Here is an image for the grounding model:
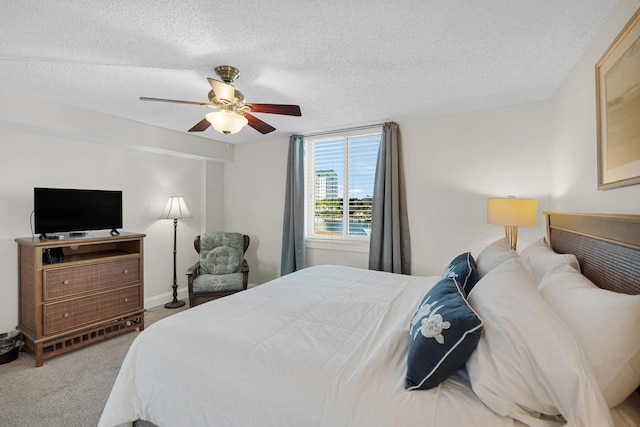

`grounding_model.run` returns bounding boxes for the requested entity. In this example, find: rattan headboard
[544,211,640,295]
